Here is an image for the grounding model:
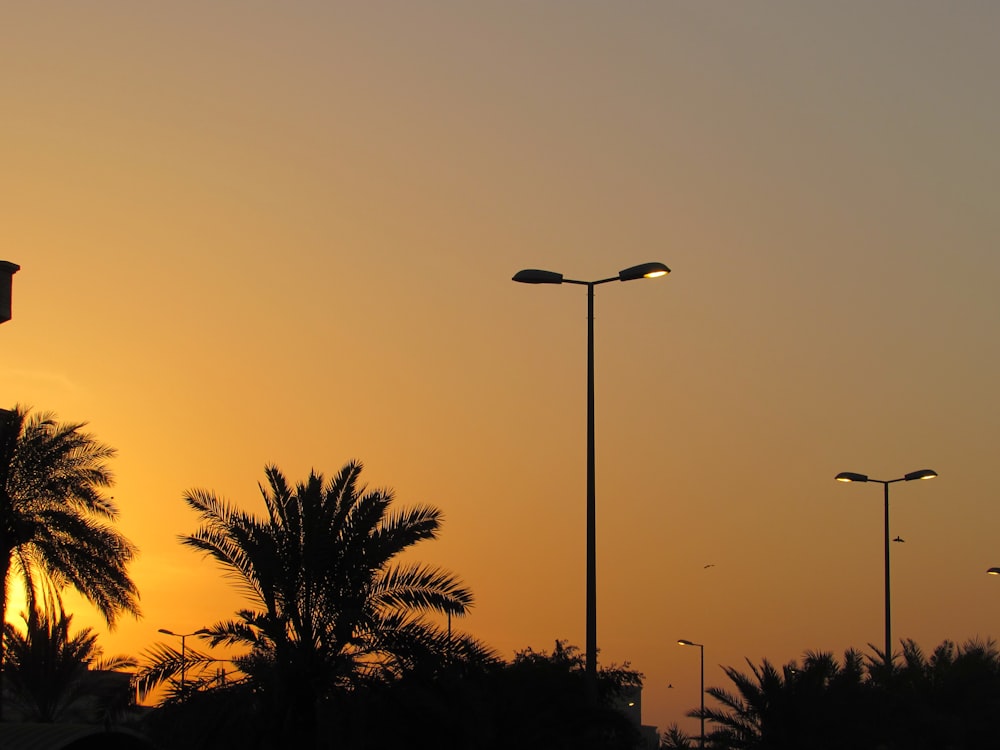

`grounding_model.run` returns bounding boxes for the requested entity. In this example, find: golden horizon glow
[5,2,999,737]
